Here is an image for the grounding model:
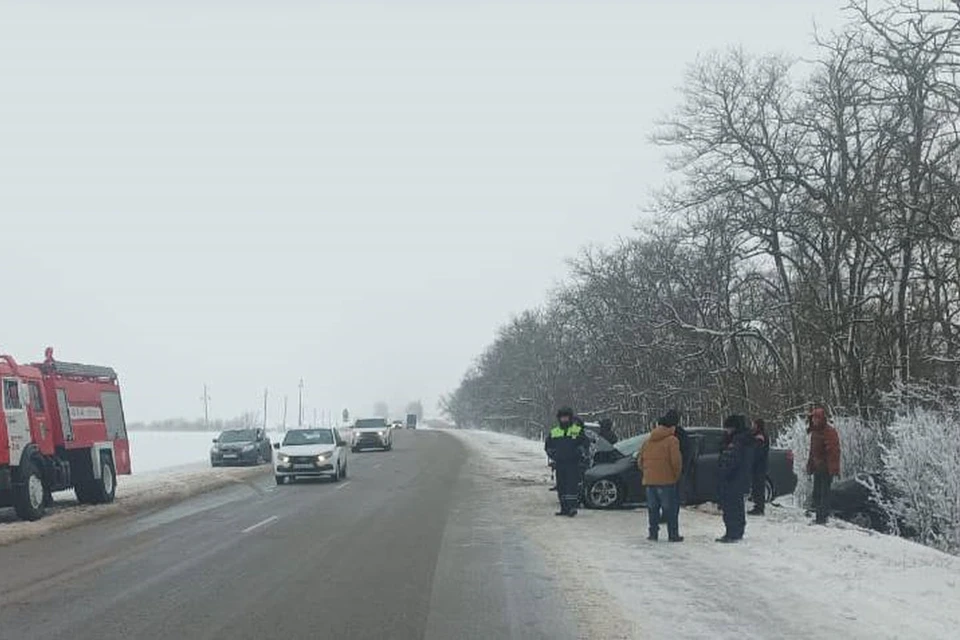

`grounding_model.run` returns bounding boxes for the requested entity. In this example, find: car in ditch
[273,427,348,484]
[351,418,393,451]
[210,428,273,466]
[582,427,798,509]
[827,472,918,536]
